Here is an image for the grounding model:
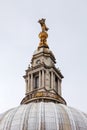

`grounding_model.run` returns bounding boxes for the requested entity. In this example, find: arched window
[34,75,39,89]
